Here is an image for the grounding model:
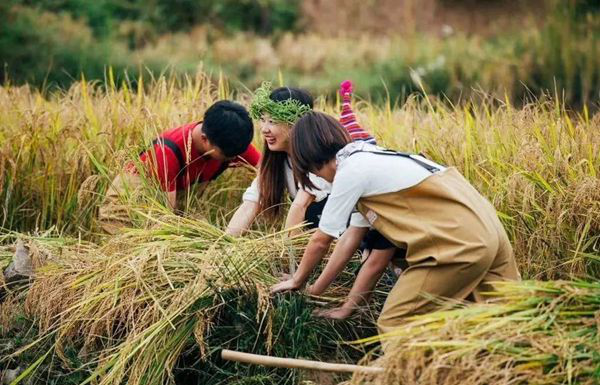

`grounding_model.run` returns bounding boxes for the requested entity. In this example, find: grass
[4,1,598,106]
[0,70,598,384]
[130,2,600,106]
